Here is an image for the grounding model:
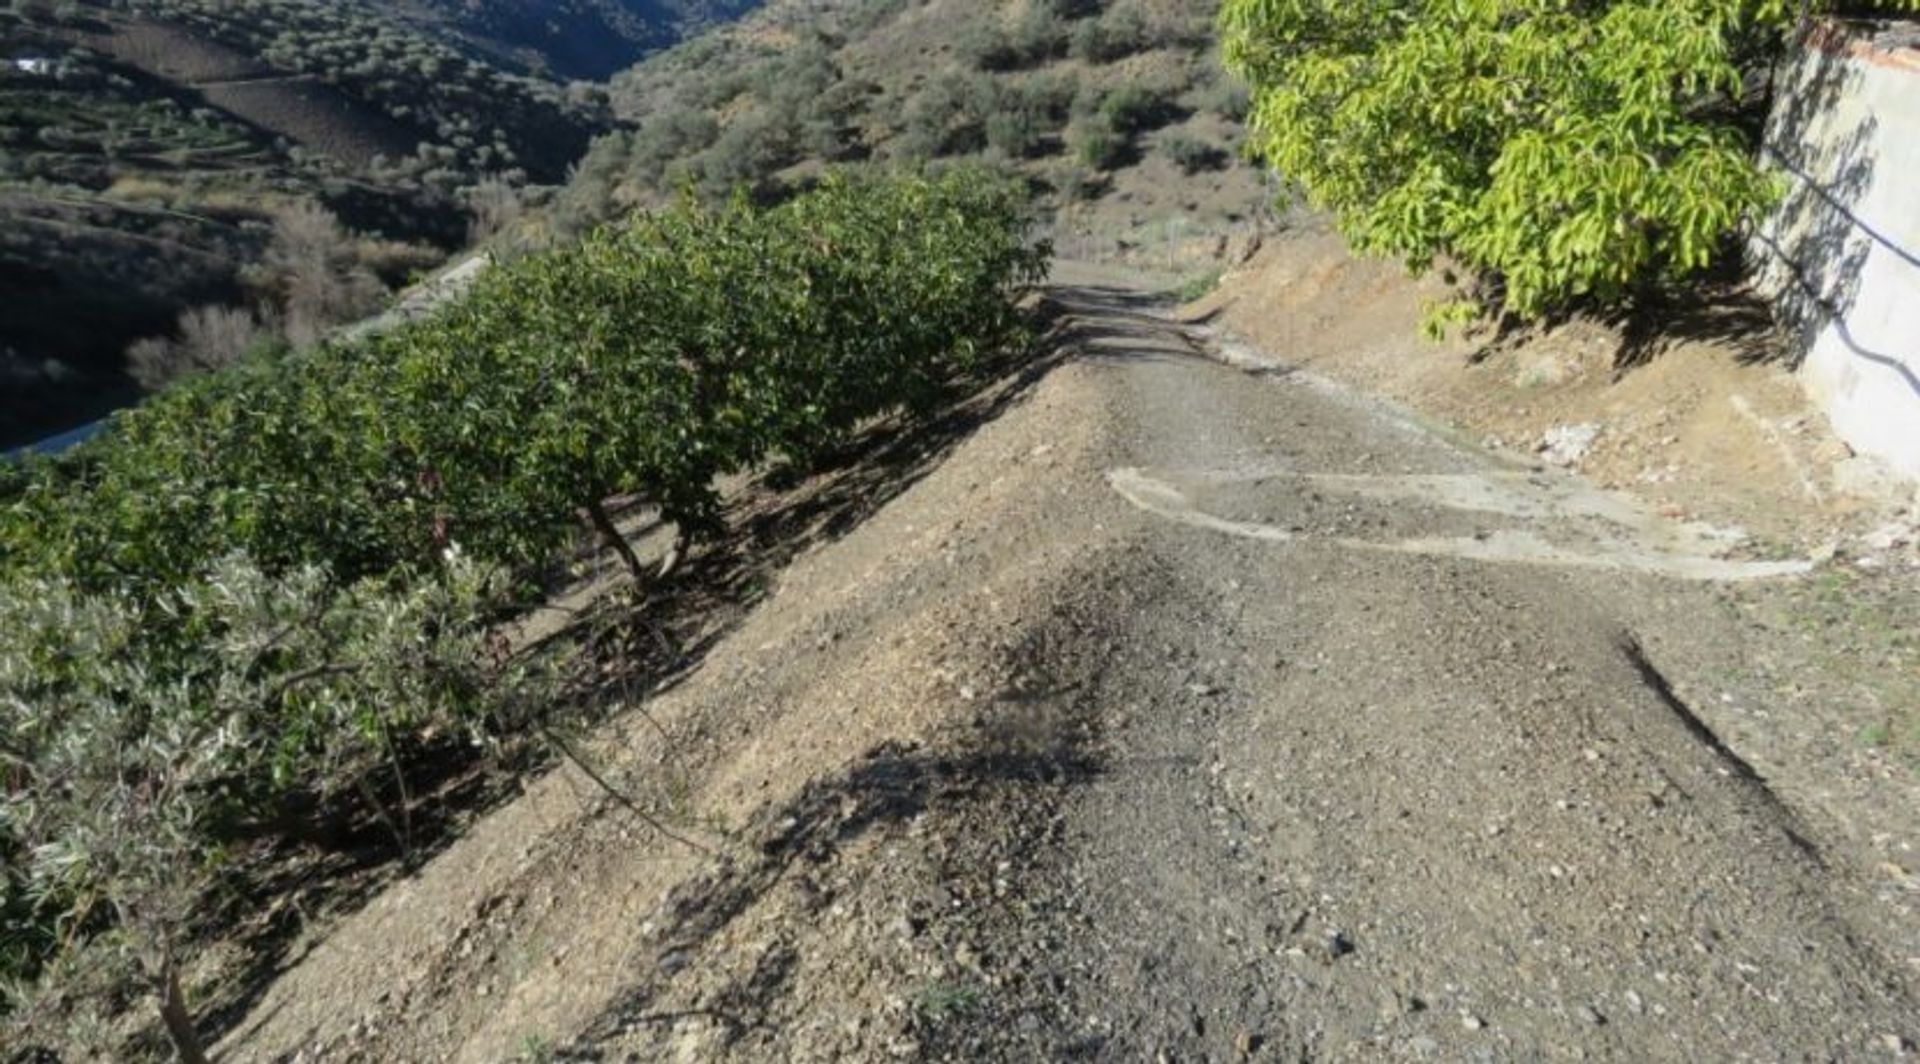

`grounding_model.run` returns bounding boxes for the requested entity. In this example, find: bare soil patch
[1190,218,1916,549]
[1189,223,1920,915]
